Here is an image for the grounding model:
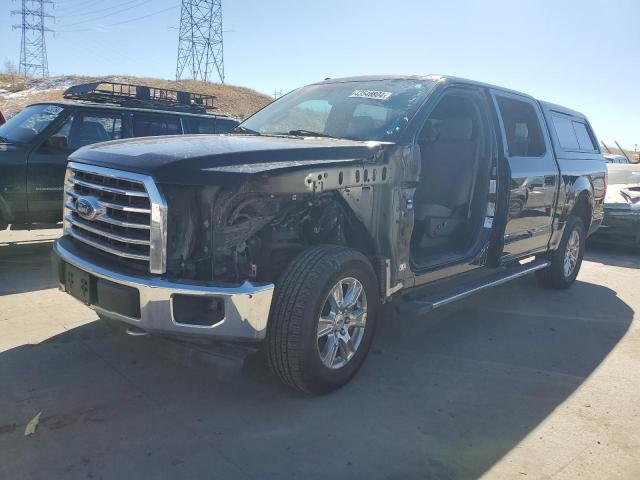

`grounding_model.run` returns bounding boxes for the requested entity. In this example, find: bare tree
[2,59,23,91]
